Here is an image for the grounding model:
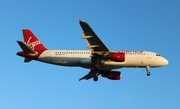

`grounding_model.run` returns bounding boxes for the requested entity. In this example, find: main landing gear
[93,69,99,82]
[93,61,101,82]
[93,75,98,82]
[146,66,151,76]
